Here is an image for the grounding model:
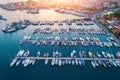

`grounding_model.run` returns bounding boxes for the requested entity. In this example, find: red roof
[111,17,118,20]
[113,29,120,33]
